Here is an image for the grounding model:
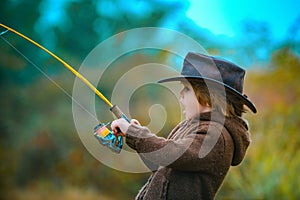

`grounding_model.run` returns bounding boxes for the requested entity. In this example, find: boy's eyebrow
[180,80,187,84]
[180,80,189,86]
